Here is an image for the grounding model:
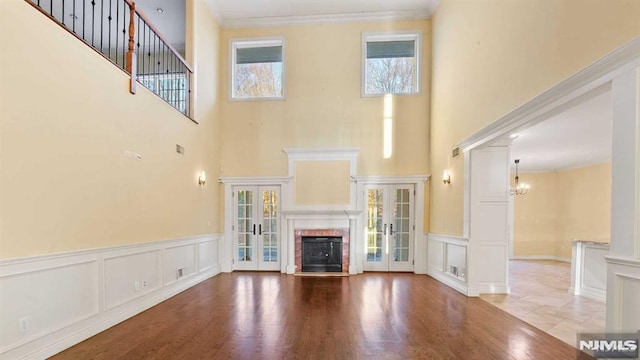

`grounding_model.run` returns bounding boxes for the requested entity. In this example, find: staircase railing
[25,0,194,121]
